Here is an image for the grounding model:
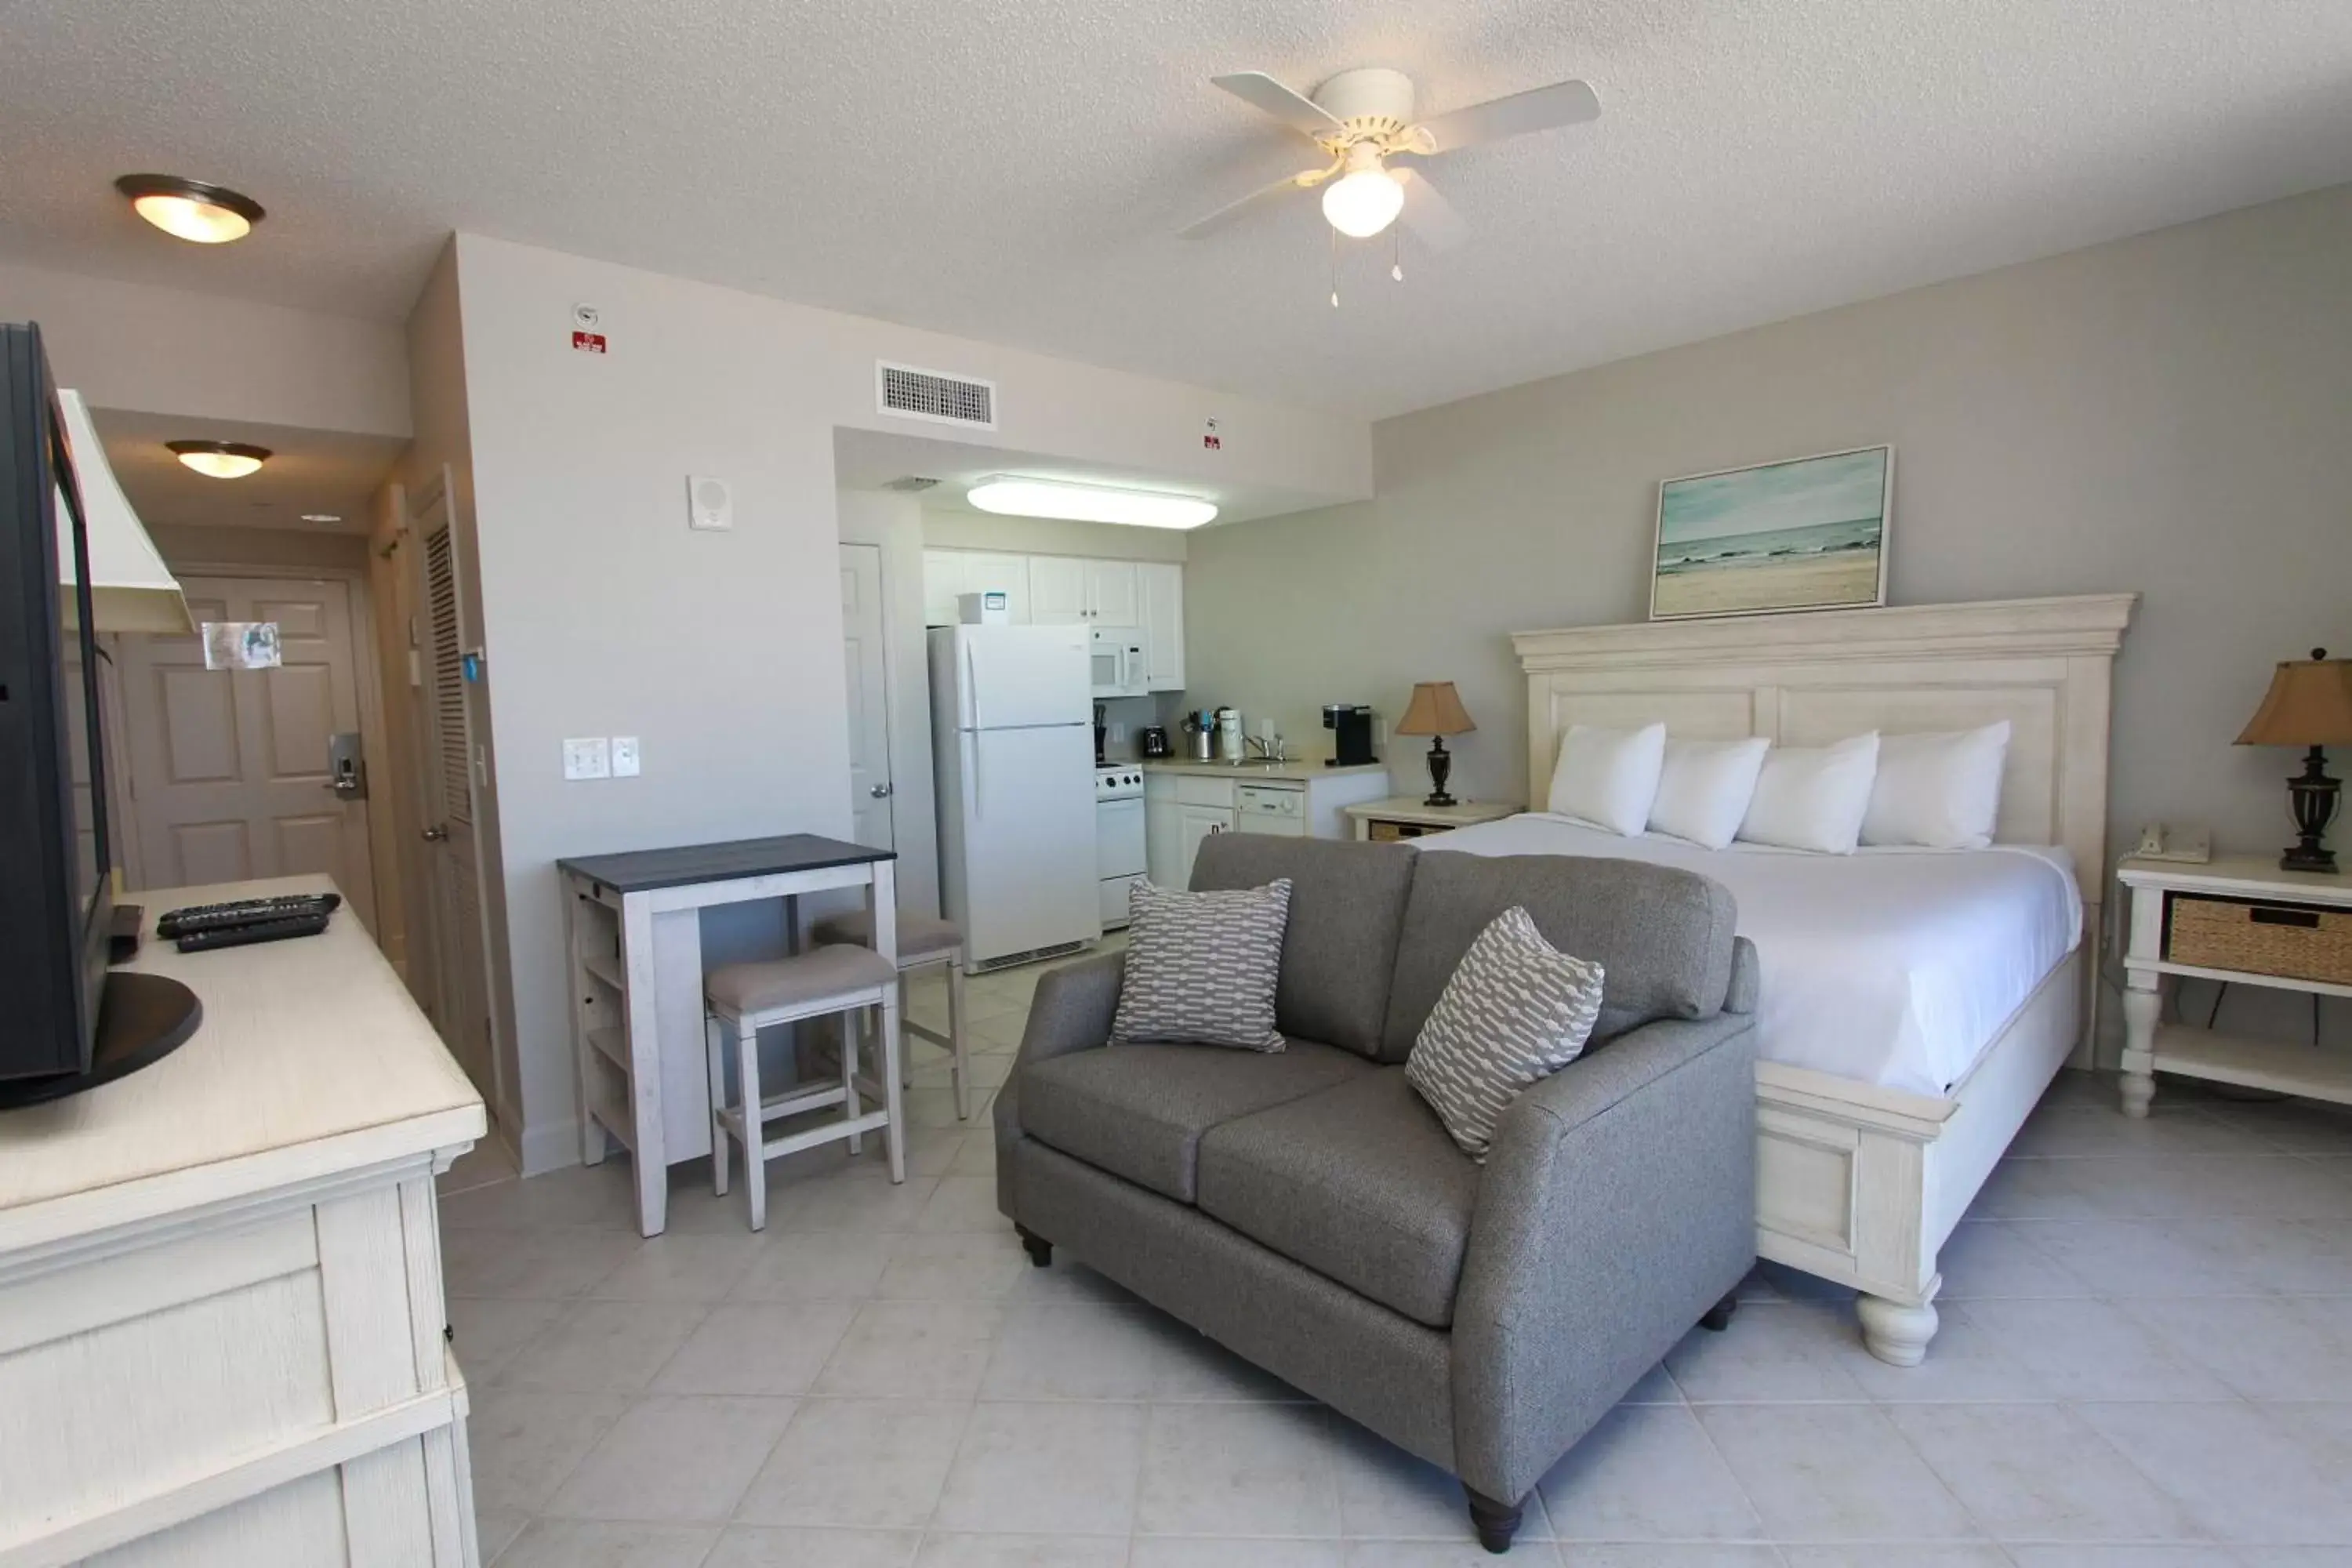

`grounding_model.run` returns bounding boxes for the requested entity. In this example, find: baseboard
[517,1116,581,1178]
